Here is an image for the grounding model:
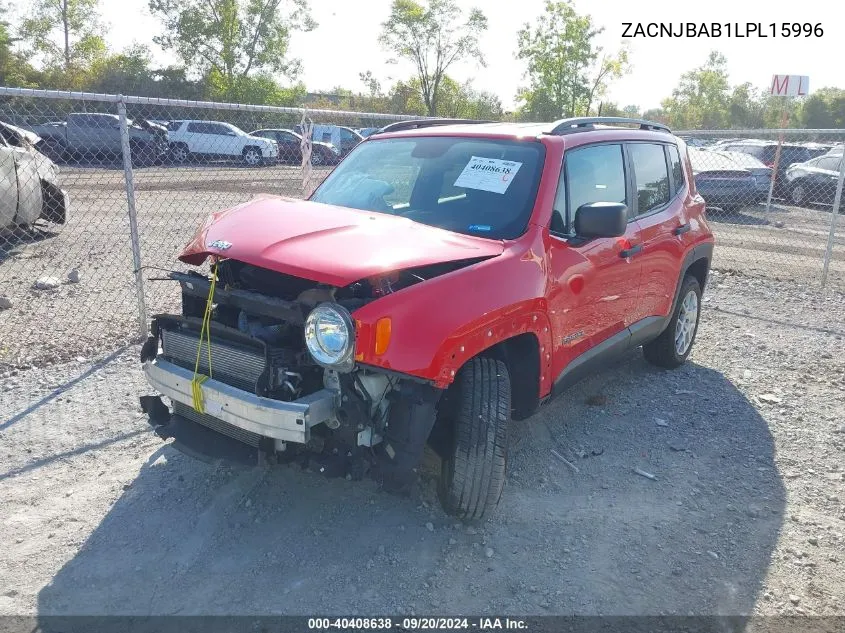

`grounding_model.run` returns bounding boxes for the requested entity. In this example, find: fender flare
[430,307,554,392]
